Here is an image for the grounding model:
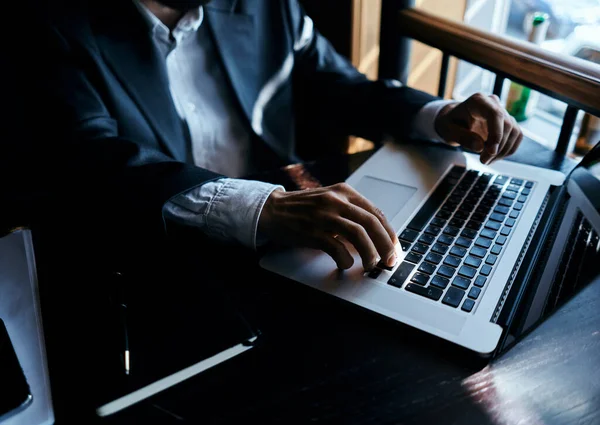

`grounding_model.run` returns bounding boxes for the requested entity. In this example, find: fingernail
[386,252,397,268]
[365,257,380,271]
